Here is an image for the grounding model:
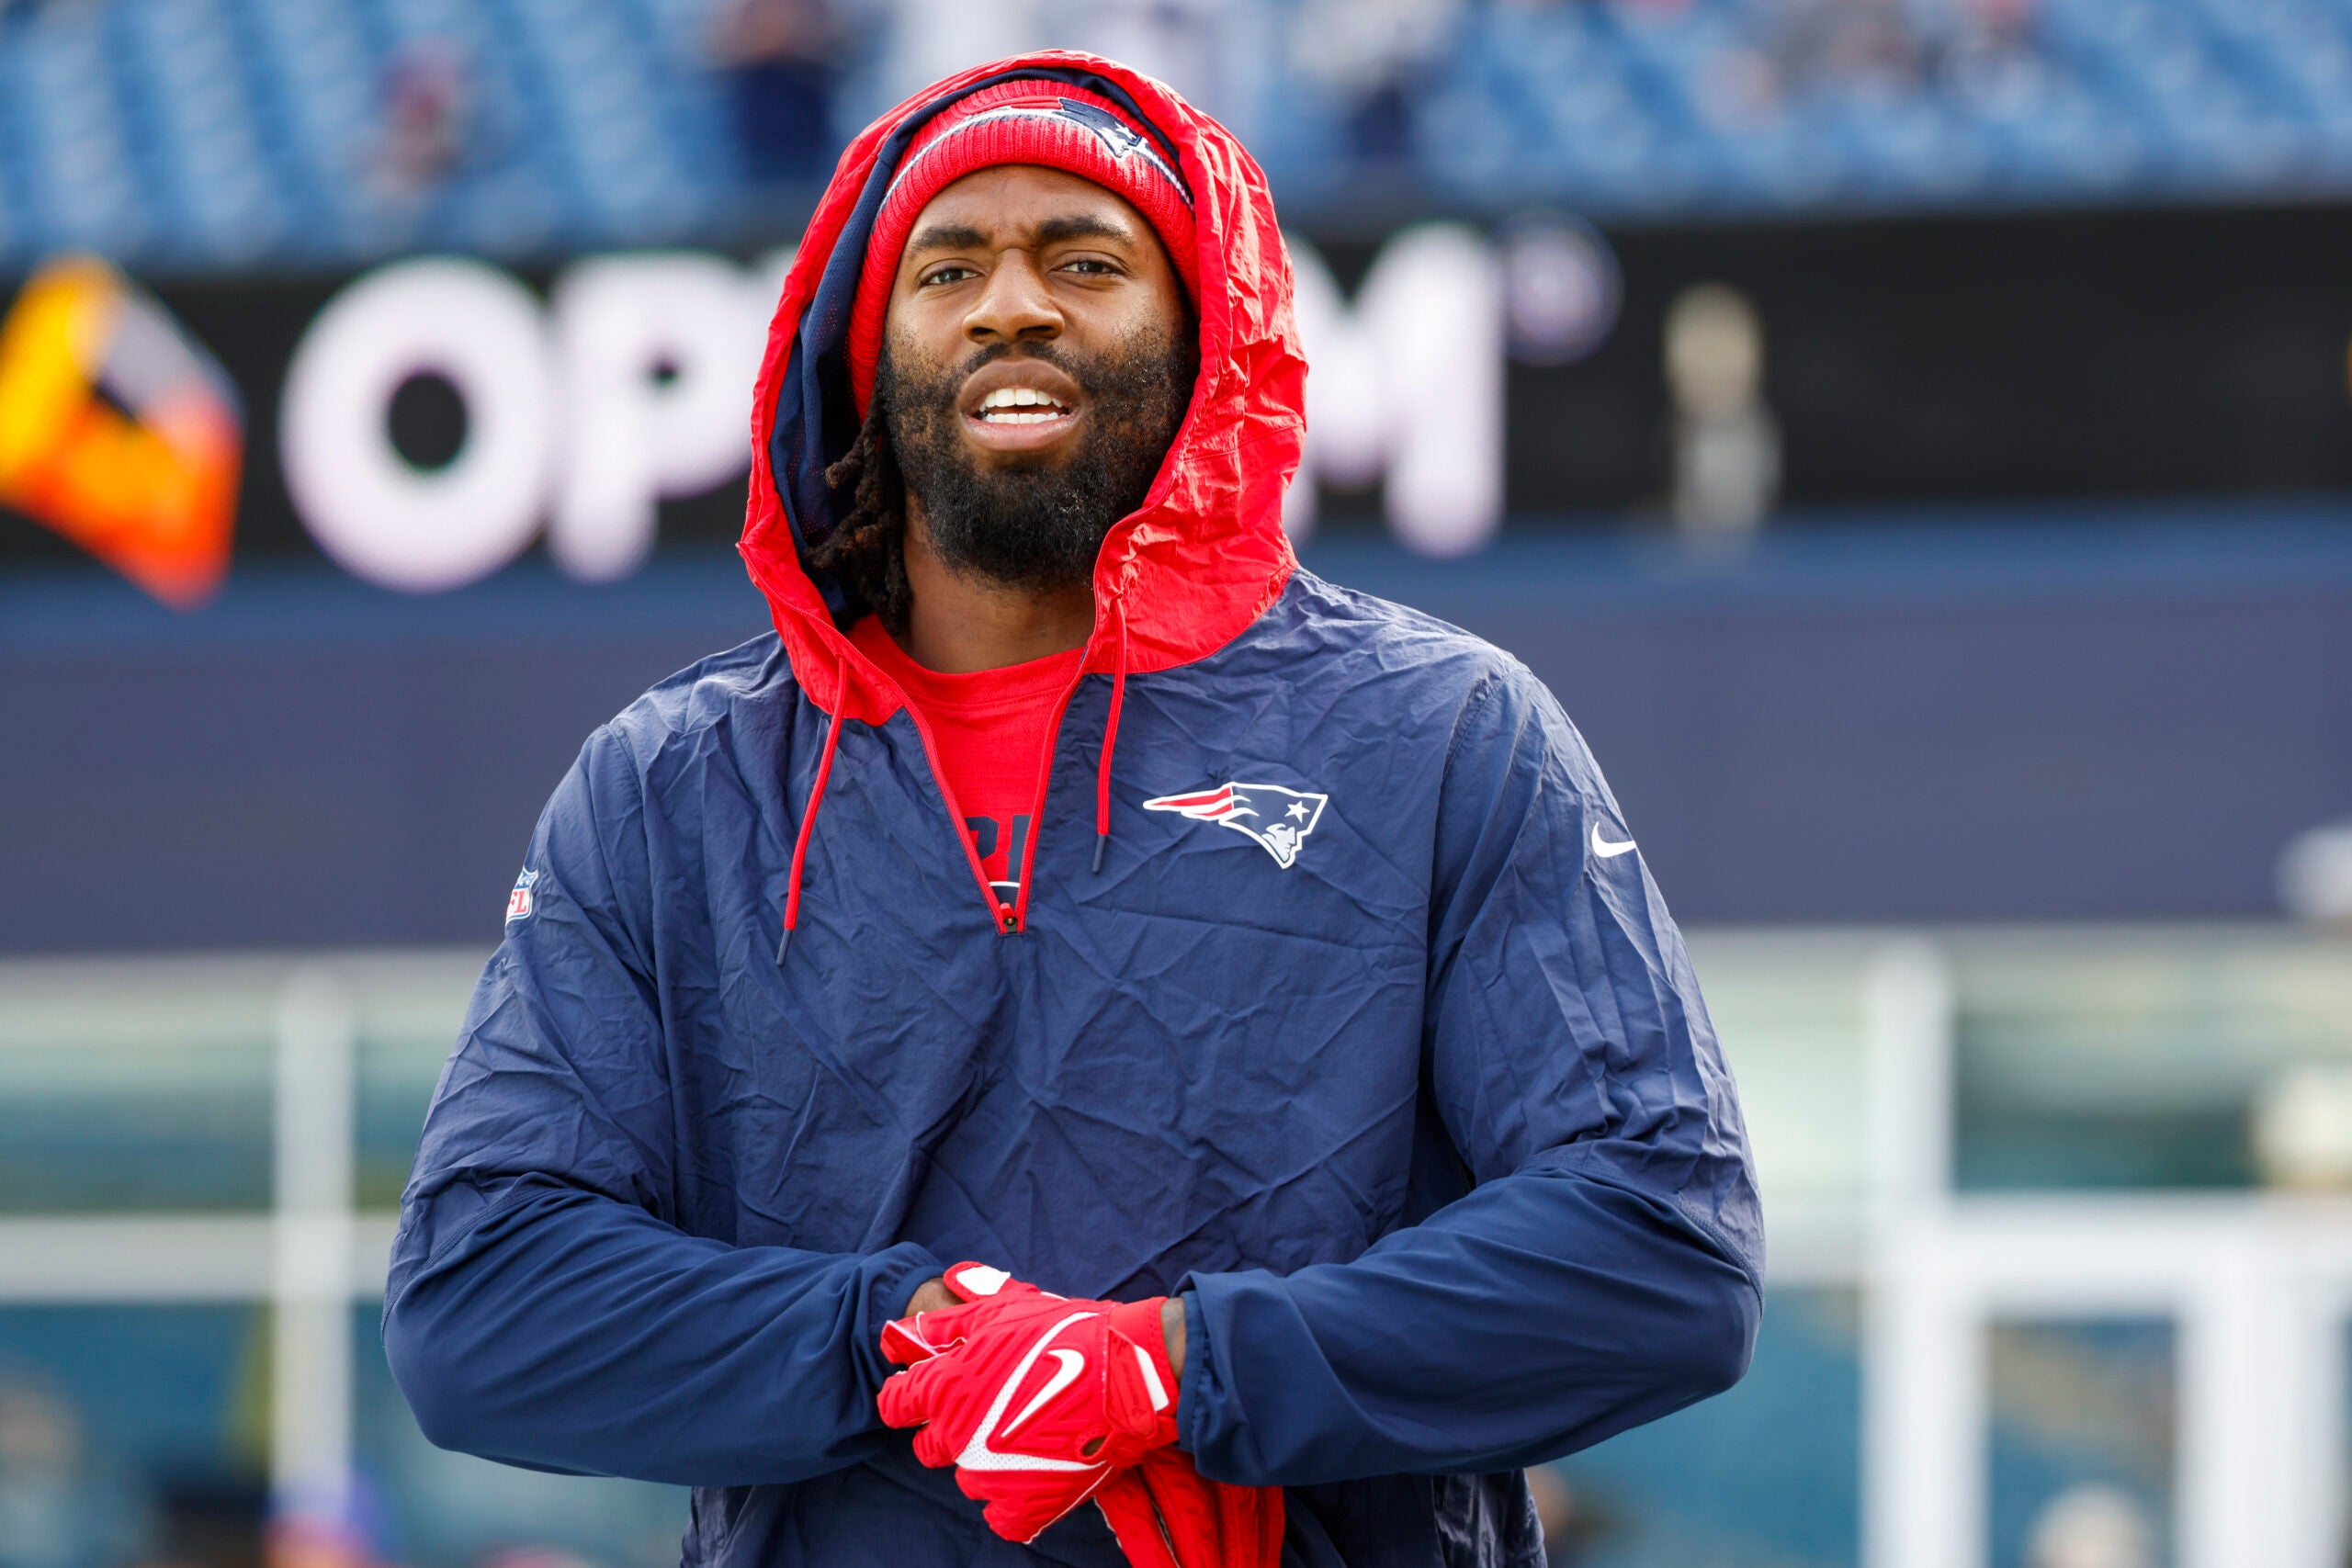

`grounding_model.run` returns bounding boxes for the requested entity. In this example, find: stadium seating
[6,0,2352,268]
